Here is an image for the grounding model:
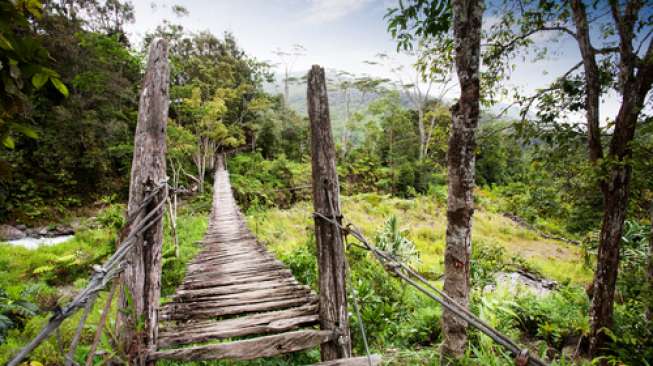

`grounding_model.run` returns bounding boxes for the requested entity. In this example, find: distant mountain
[264,71,521,129]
